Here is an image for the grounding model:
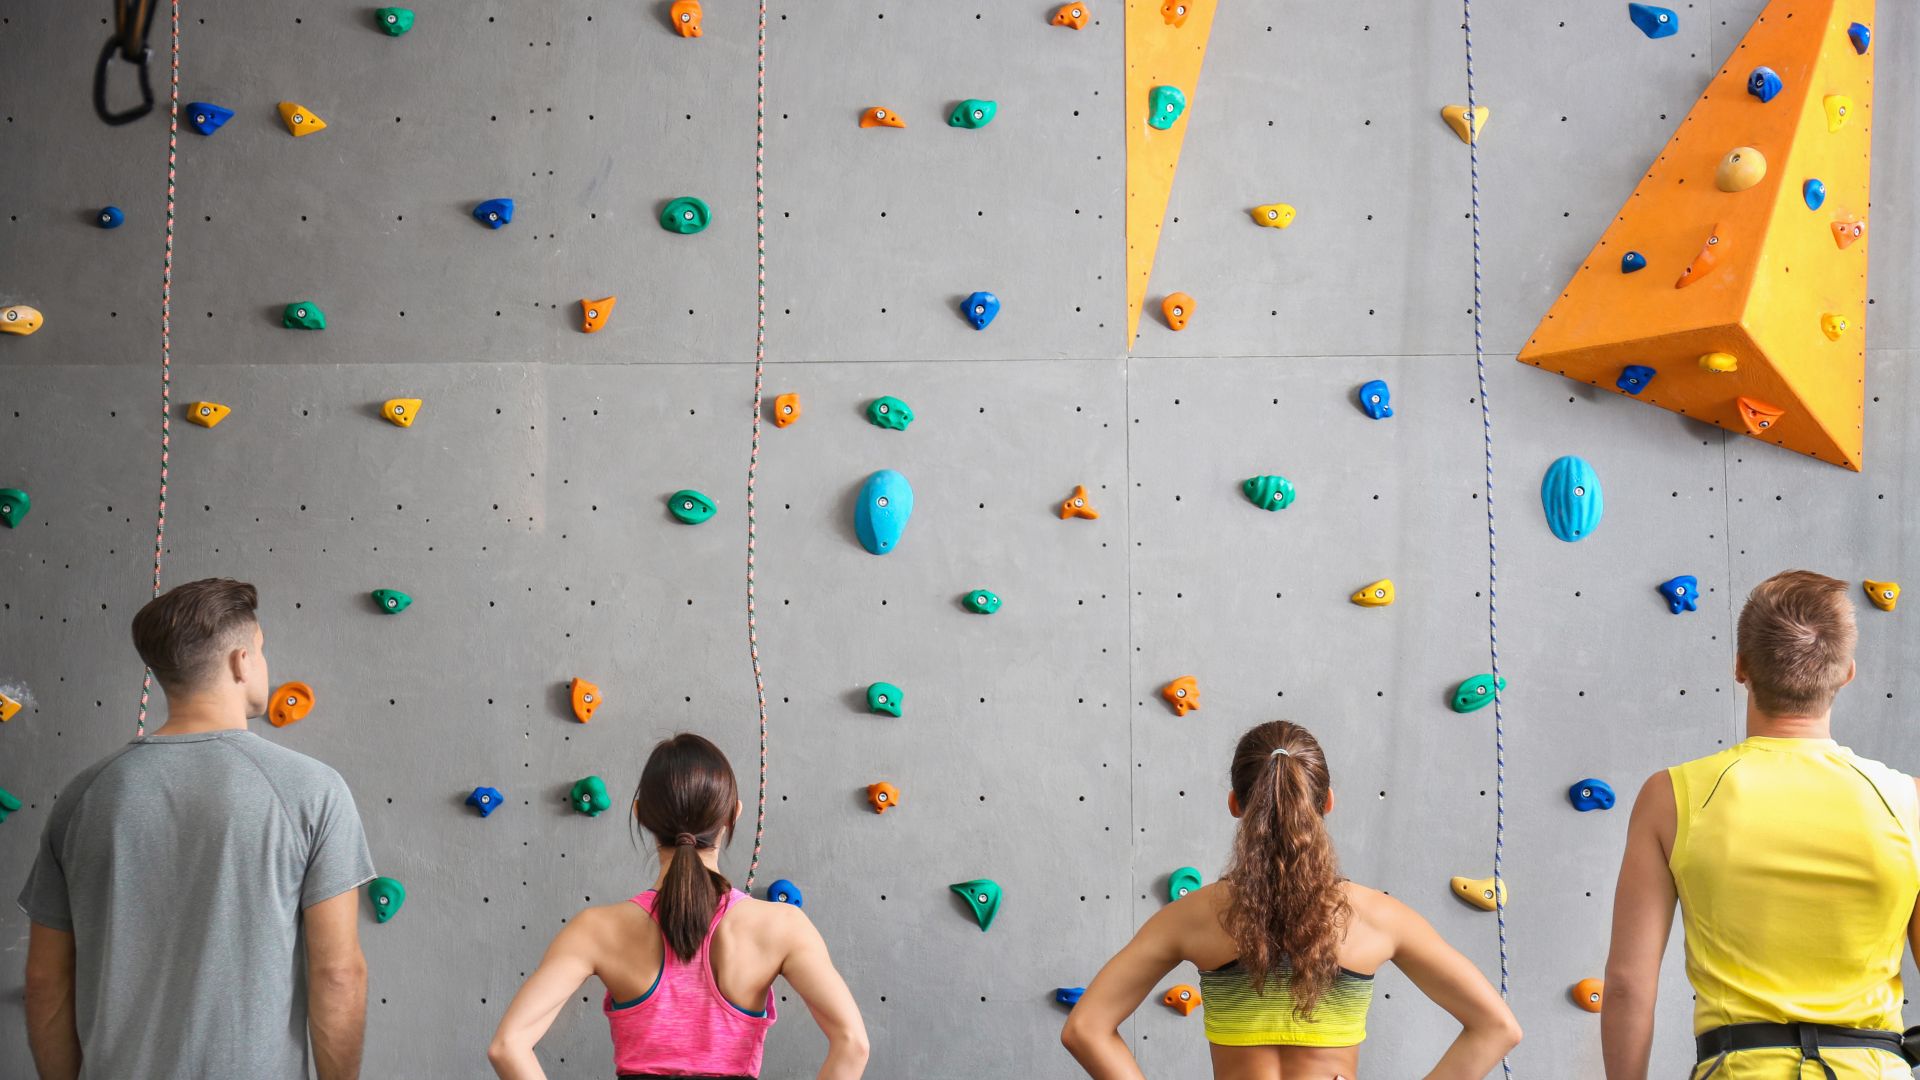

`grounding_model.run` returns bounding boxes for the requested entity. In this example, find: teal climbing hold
[867,681,904,717]
[367,876,407,922]
[867,396,914,431]
[1541,455,1603,542]
[1242,475,1296,512]
[570,775,612,816]
[669,489,716,524]
[660,196,711,235]
[963,589,1002,614]
[371,588,412,614]
[282,302,326,330]
[375,7,414,35]
[951,878,1002,930]
[1169,866,1202,901]
[0,488,28,528]
[0,787,20,823]
[948,99,997,129]
[1147,85,1188,130]
[1451,674,1506,714]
